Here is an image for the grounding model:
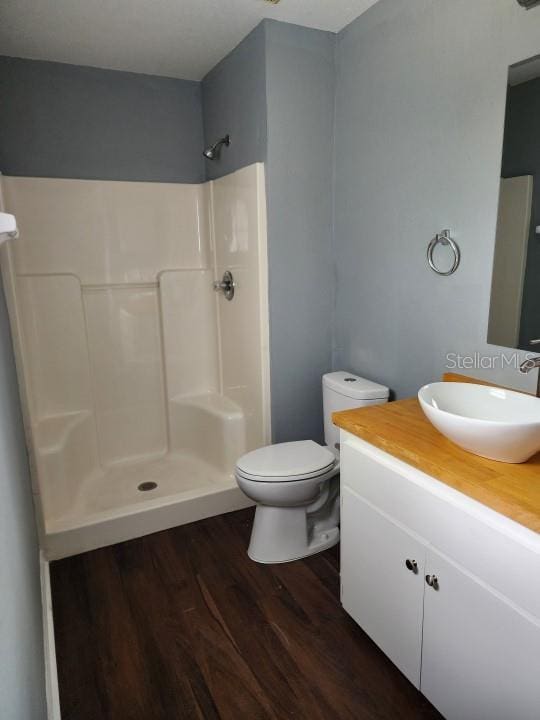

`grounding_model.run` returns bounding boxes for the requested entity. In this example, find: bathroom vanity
[334,381,540,720]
